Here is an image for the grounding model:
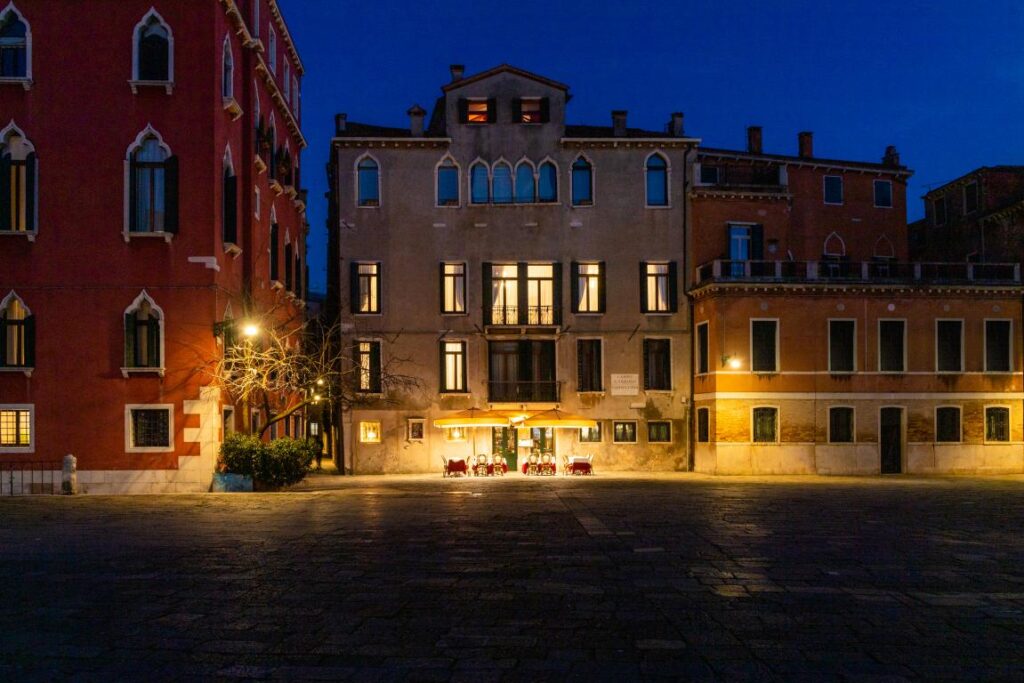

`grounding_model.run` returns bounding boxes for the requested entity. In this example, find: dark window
[441,262,465,314]
[354,340,381,393]
[573,262,604,313]
[647,421,671,443]
[751,320,778,373]
[440,341,466,392]
[437,159,459,206]
[646,154,668,206]
[579,423,601,443]
[728,224,764,275]
[357,158,379,206]
[515,163,535,203]
[130,409,170,448]
[125,299,161,368]
[519,98,544,123]
[222,168,237,244]
[0,138,36,234]
[752,407,777,443]
[571,157,592,206]
[936,320,963,372]
[829,320,855,372]
[964,182,979,214]
[935,407,961,443]
[492,163,512,204]
[986,320,1012,372]
[829,407,854,443]
[488,340,558,402]
[643,338,671,391]
[222,40,234,99]
[137,17,170,81]
[613,421,637,443]
[697,408,709,442]
[538,162,557,202]
[874,180,893,208]
[354,262,380,314]
[269,223,279,280]
[0,11,27,78]
[0,296,33,368]
[933,196,947,226]
[284,243,293,291]
[985,407,1010,442]
[130,137,175,233]
[577,339,602,392]
[879,320,905,372]
[824,175,843,204]
[696,322,709,375]
[470,163,489,204]
[700,165,719,185]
